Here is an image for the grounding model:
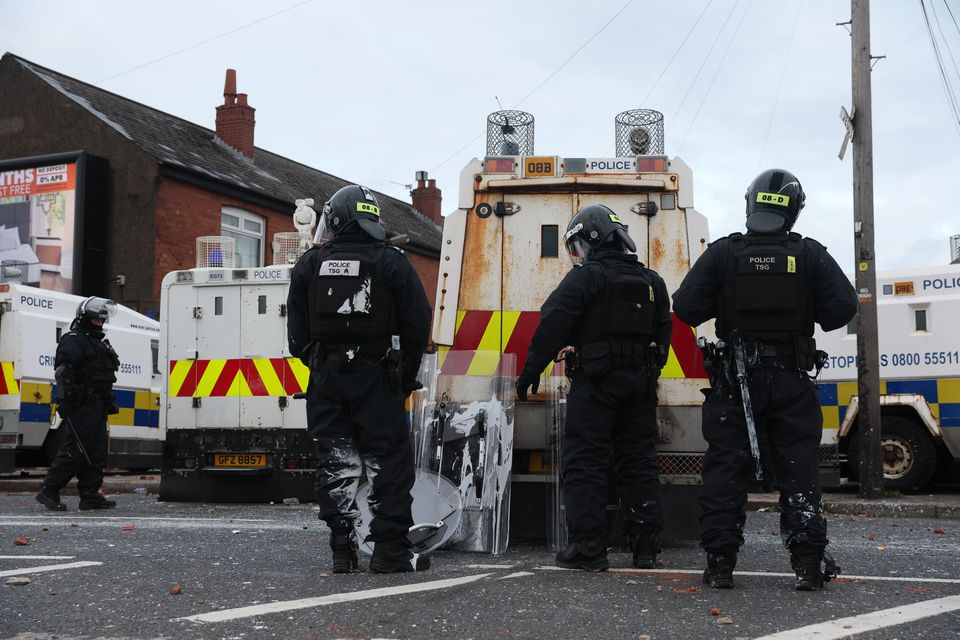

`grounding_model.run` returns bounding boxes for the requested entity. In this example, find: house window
[221,207,264,268]
[915,308,928,332]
